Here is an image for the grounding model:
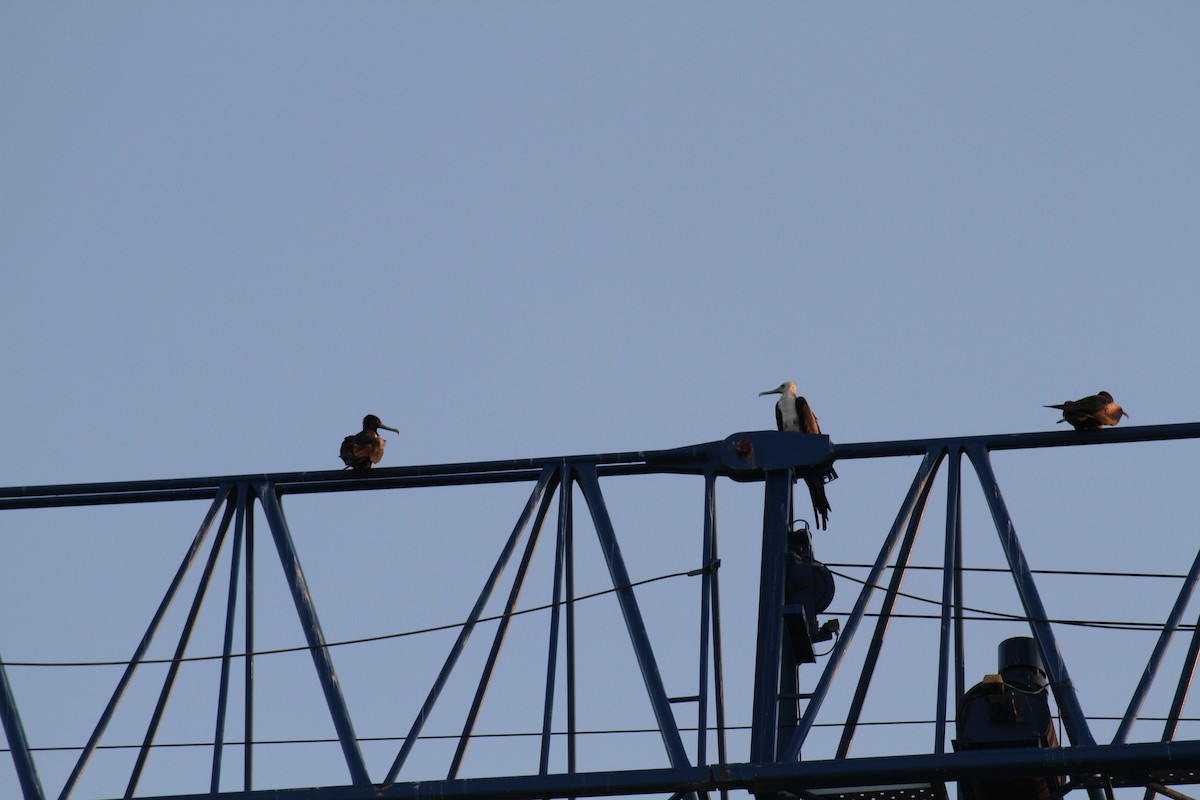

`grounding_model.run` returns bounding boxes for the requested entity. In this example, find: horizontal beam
[4,423,1199,510]
[0,445,717,510]
[97,739,1200,800]
[833,421,1200,460]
